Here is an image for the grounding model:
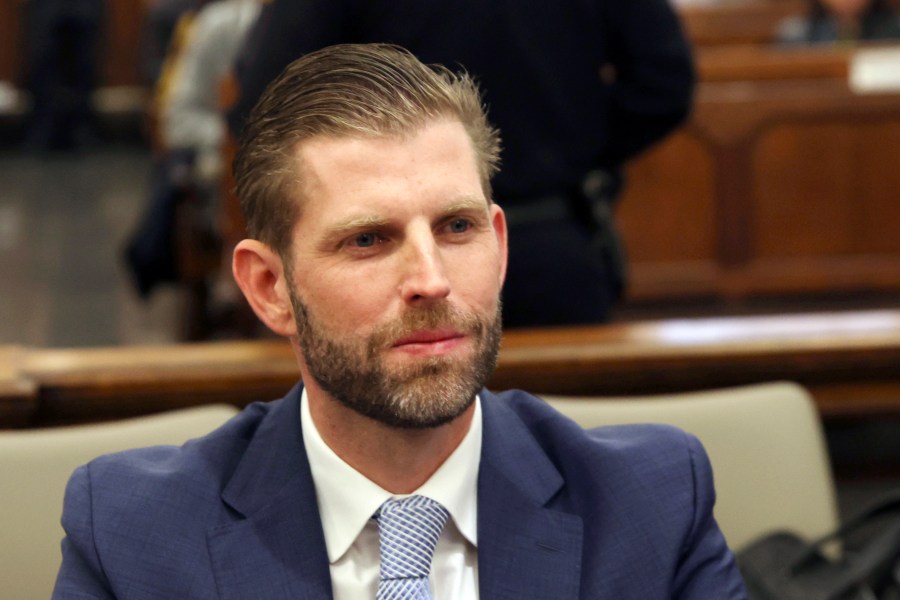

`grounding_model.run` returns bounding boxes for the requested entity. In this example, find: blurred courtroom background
[1,0,900,514]
[2,0,899,342]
